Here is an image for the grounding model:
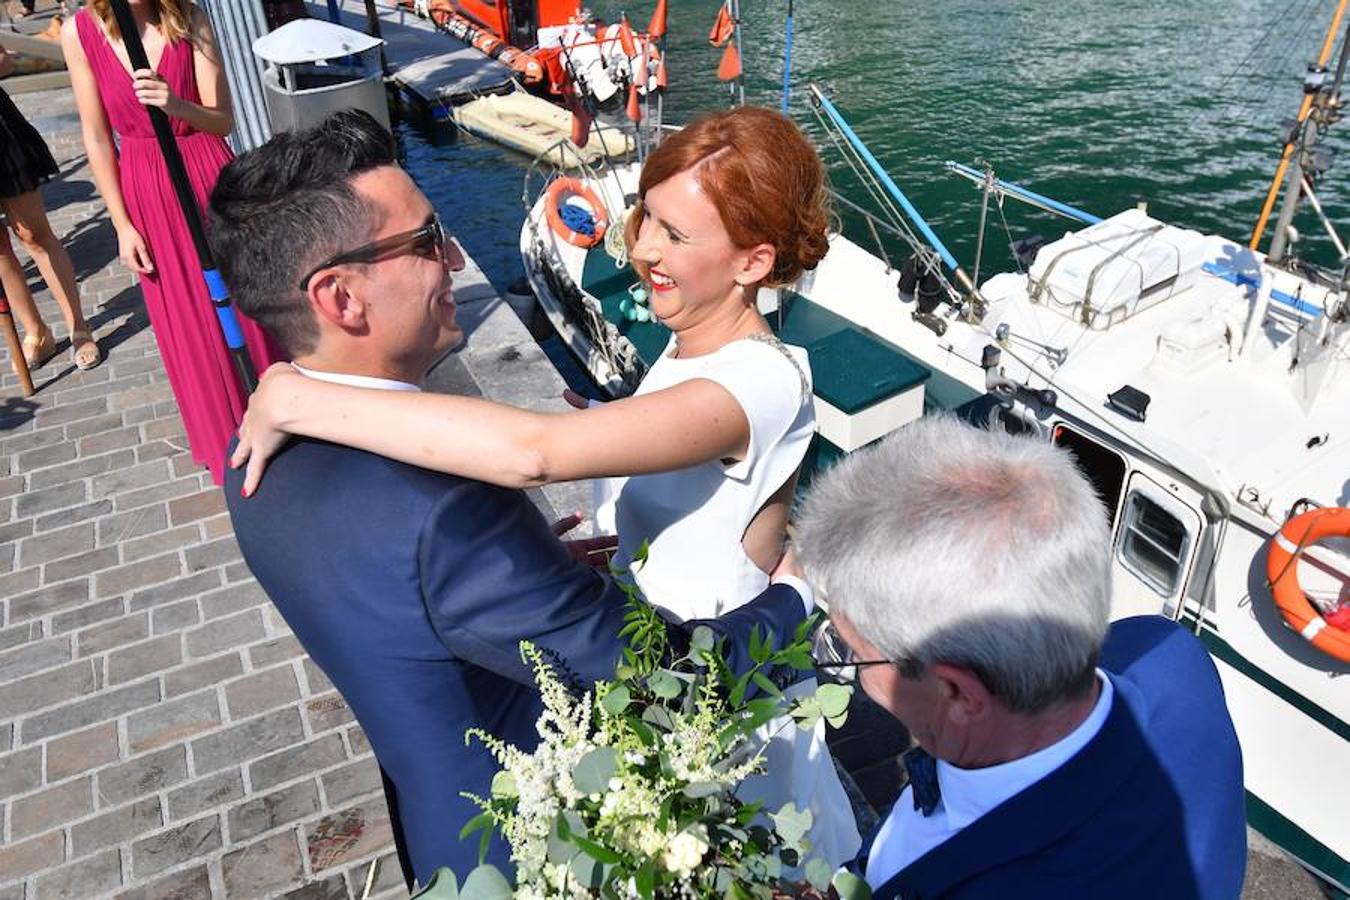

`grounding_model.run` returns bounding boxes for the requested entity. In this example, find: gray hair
[796,416,1112,713]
